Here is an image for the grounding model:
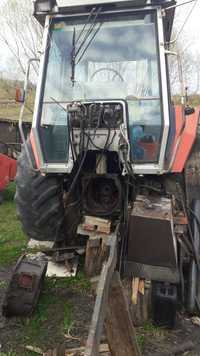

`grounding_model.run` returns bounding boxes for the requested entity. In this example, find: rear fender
[171,106,200,173]
[0,154,17,191]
